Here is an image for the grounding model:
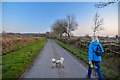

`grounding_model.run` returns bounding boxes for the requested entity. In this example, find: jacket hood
[93,40,99,45]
